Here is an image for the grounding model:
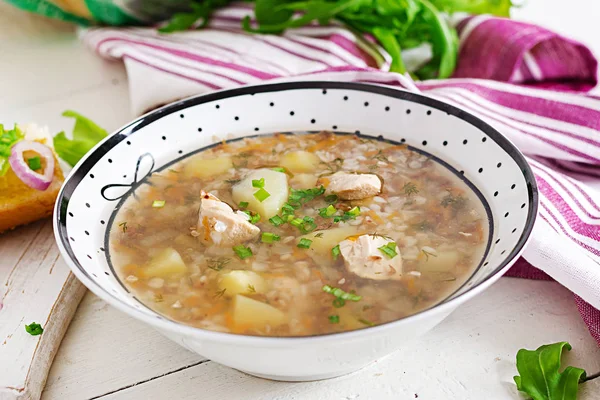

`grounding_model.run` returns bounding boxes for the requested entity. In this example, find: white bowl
[53,81,538,381]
